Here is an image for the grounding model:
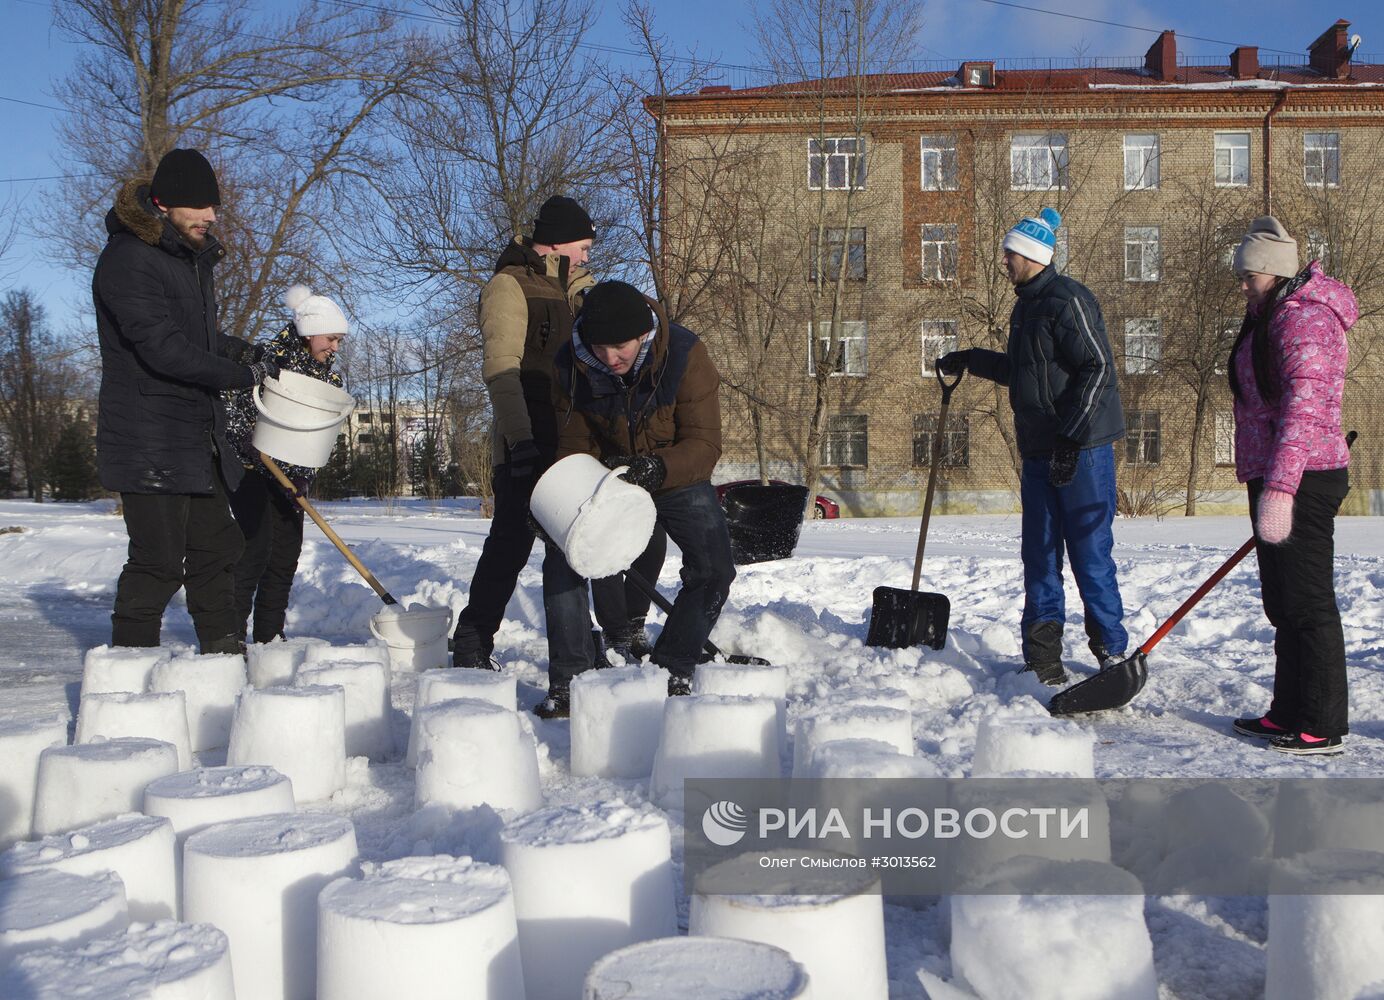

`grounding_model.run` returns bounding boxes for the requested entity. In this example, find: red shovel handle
[1137,537,1256,656]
